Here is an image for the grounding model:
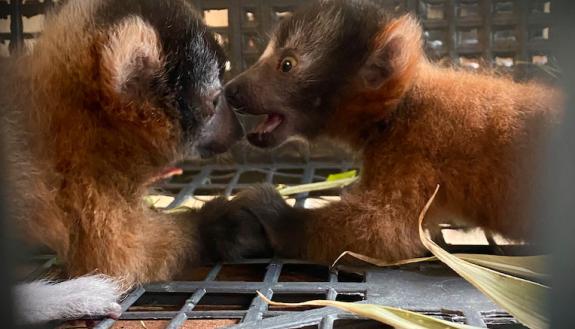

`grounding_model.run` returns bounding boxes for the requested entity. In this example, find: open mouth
[236,113,285,147]
[252,113,284,135]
